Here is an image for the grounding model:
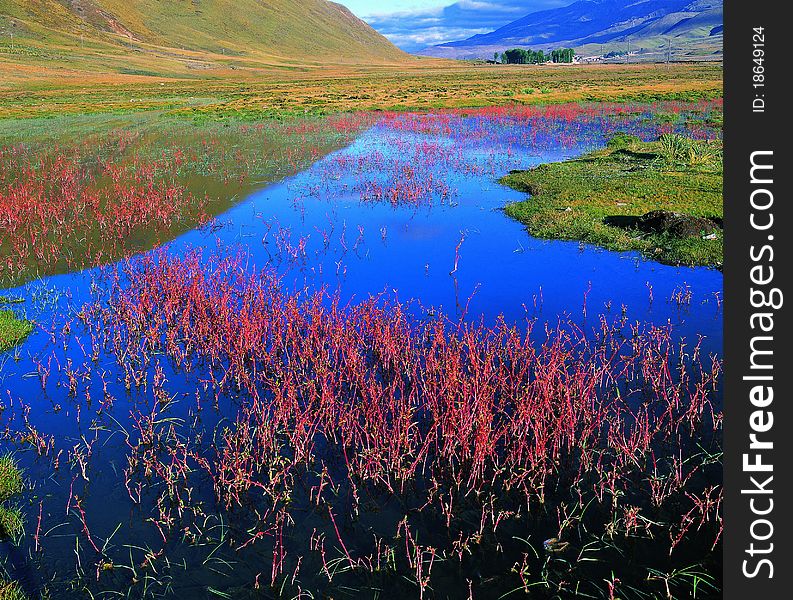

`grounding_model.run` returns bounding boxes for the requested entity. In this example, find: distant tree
[494,52,500,63]
[503,47,568,65]
[503,48,529,64]
[549,48,575,63]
